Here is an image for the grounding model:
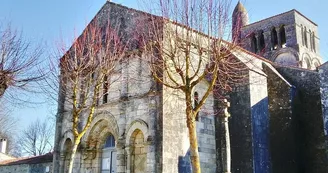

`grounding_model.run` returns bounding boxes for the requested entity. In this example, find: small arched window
[309,30,313,50]
[301,25,305,46]
[103,75,109,104]
[312,32,316,52]
[104,134,115,148]
[251,34,258,53]
[258,31,265,52]
[271,28,278,50]
[194,92,199,121]
[304,27,308,48]
[280,25,286,47]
